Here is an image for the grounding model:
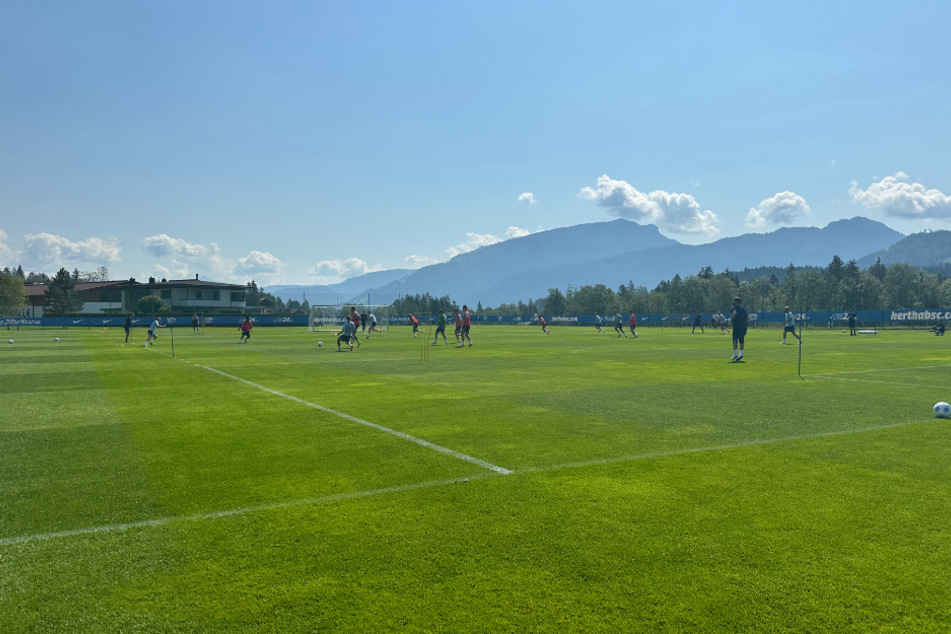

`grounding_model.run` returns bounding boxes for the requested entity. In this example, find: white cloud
[518,192,536,204]
[505,226,532,239]
[746,191,811,229]
[580,175,720,236]
[23,232,121,266]
[309,257,384,284]
[446,232,504,258]
[141,234,219,258]
[139,235,285,285]
[0,229,12,262]
[406,254,439,268]
[849,172,951,219]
